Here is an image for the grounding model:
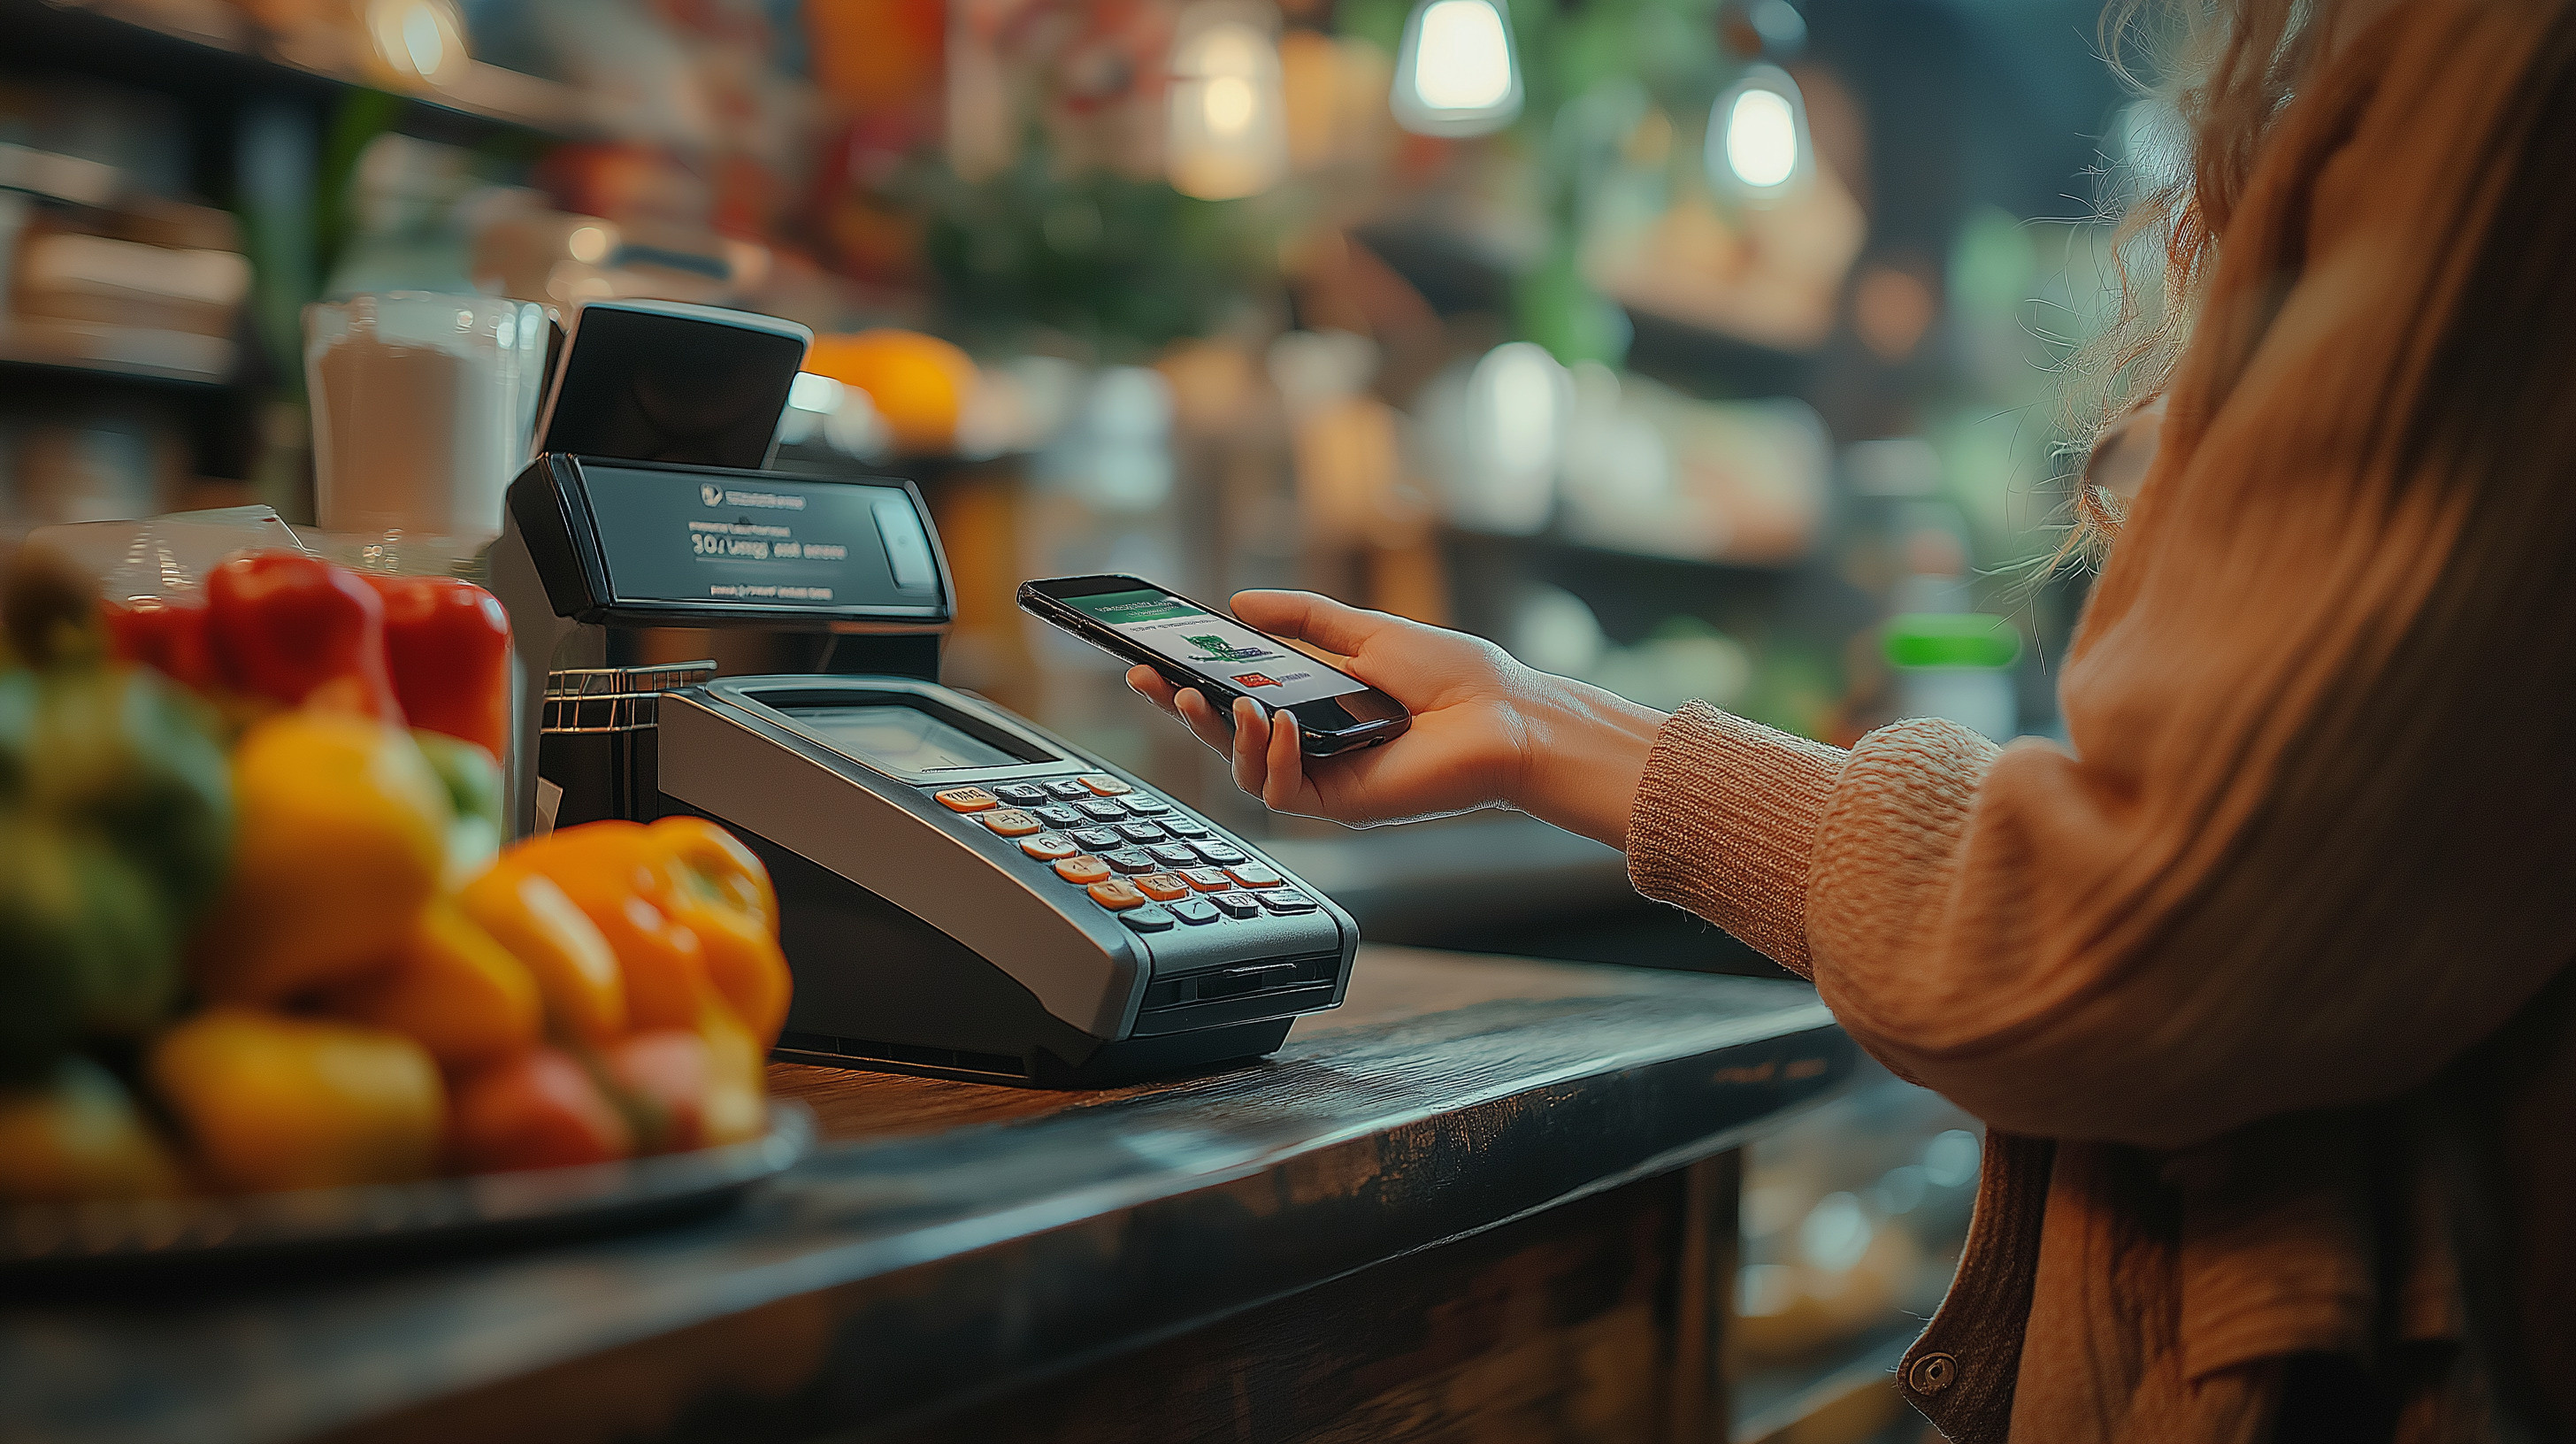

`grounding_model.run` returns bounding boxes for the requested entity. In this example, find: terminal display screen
[580,465,941,616]
[779,703,1039,773]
